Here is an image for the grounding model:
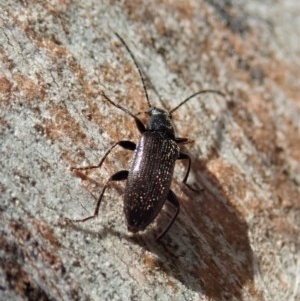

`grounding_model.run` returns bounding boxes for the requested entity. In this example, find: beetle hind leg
[156,190,179,240]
